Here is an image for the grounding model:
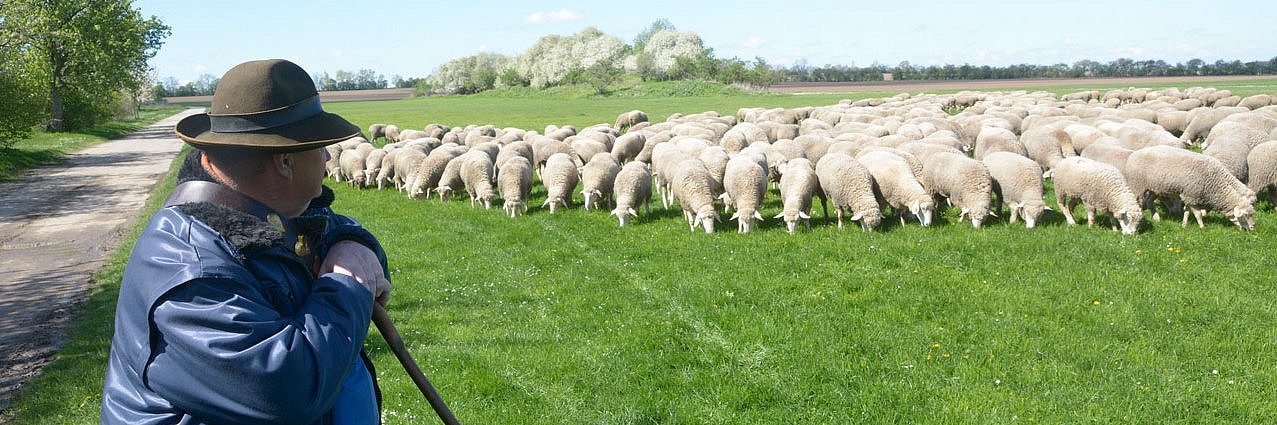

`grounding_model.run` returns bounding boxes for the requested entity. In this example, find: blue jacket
[101,181,387,425]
